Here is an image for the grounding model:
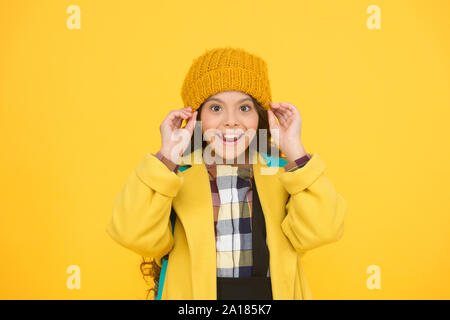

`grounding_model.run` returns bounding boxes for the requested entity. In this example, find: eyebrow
[204,97,253,104]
